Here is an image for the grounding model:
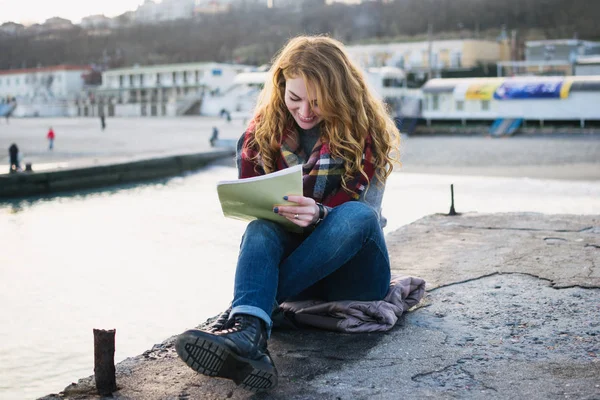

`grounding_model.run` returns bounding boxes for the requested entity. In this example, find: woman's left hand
[274,195,319,227]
